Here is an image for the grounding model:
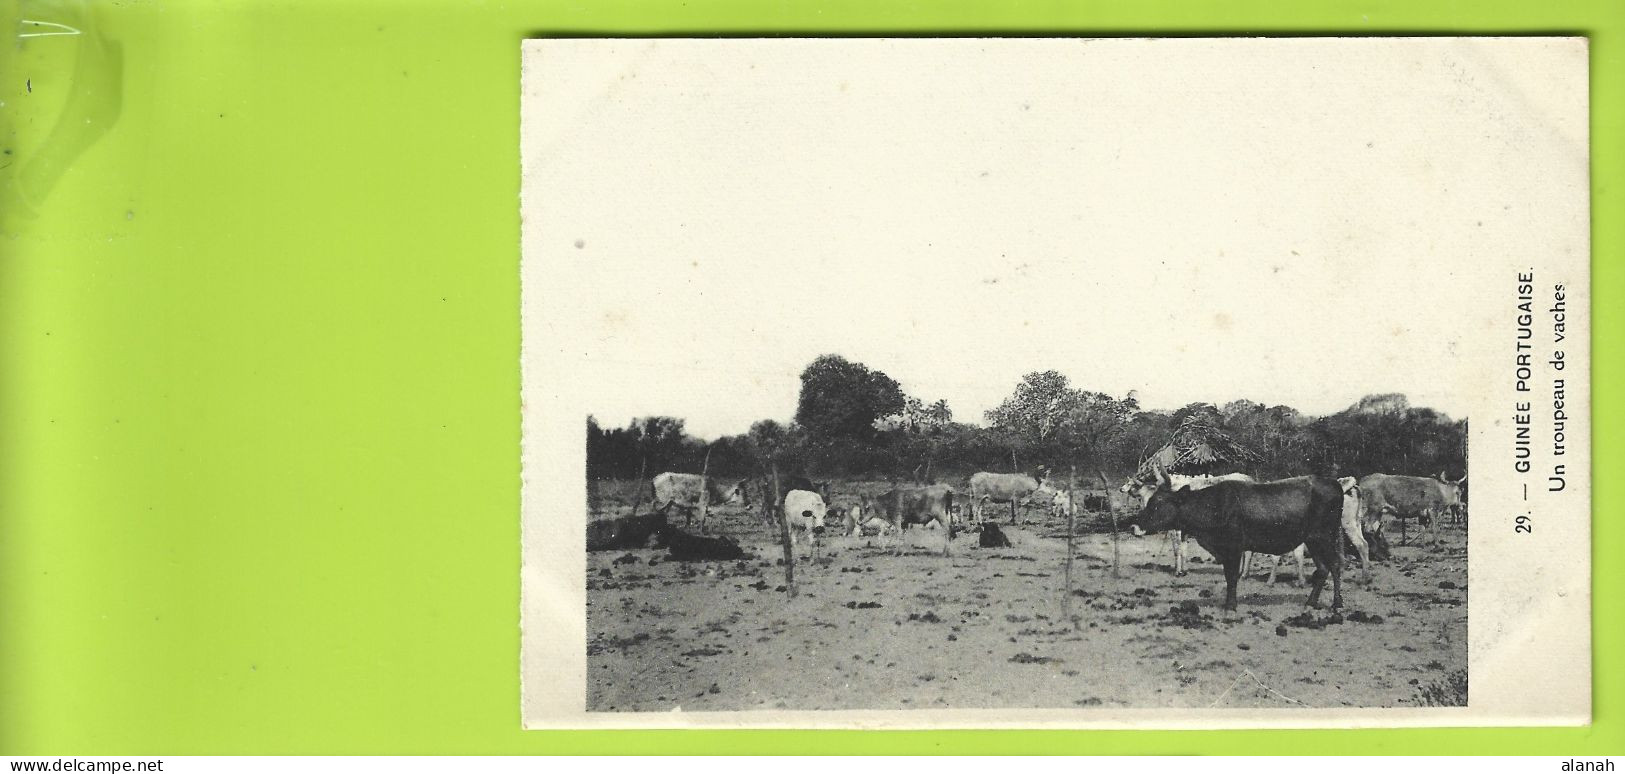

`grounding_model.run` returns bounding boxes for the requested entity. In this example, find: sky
[524,38,1587,440]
